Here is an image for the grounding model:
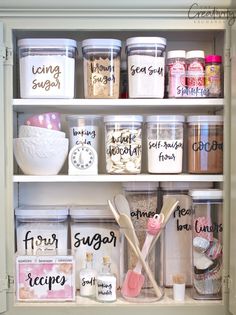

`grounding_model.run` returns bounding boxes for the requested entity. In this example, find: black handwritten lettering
[25,273,66,290]
[23,231,58,250]
[195,220,223,234]
[74,231,116,250]
[107,144,142,157]
[192,141,223,152]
